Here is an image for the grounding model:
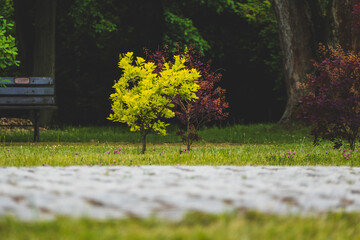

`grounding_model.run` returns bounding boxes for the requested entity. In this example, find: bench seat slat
[0,87,54,95]
[0,96,55,105]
